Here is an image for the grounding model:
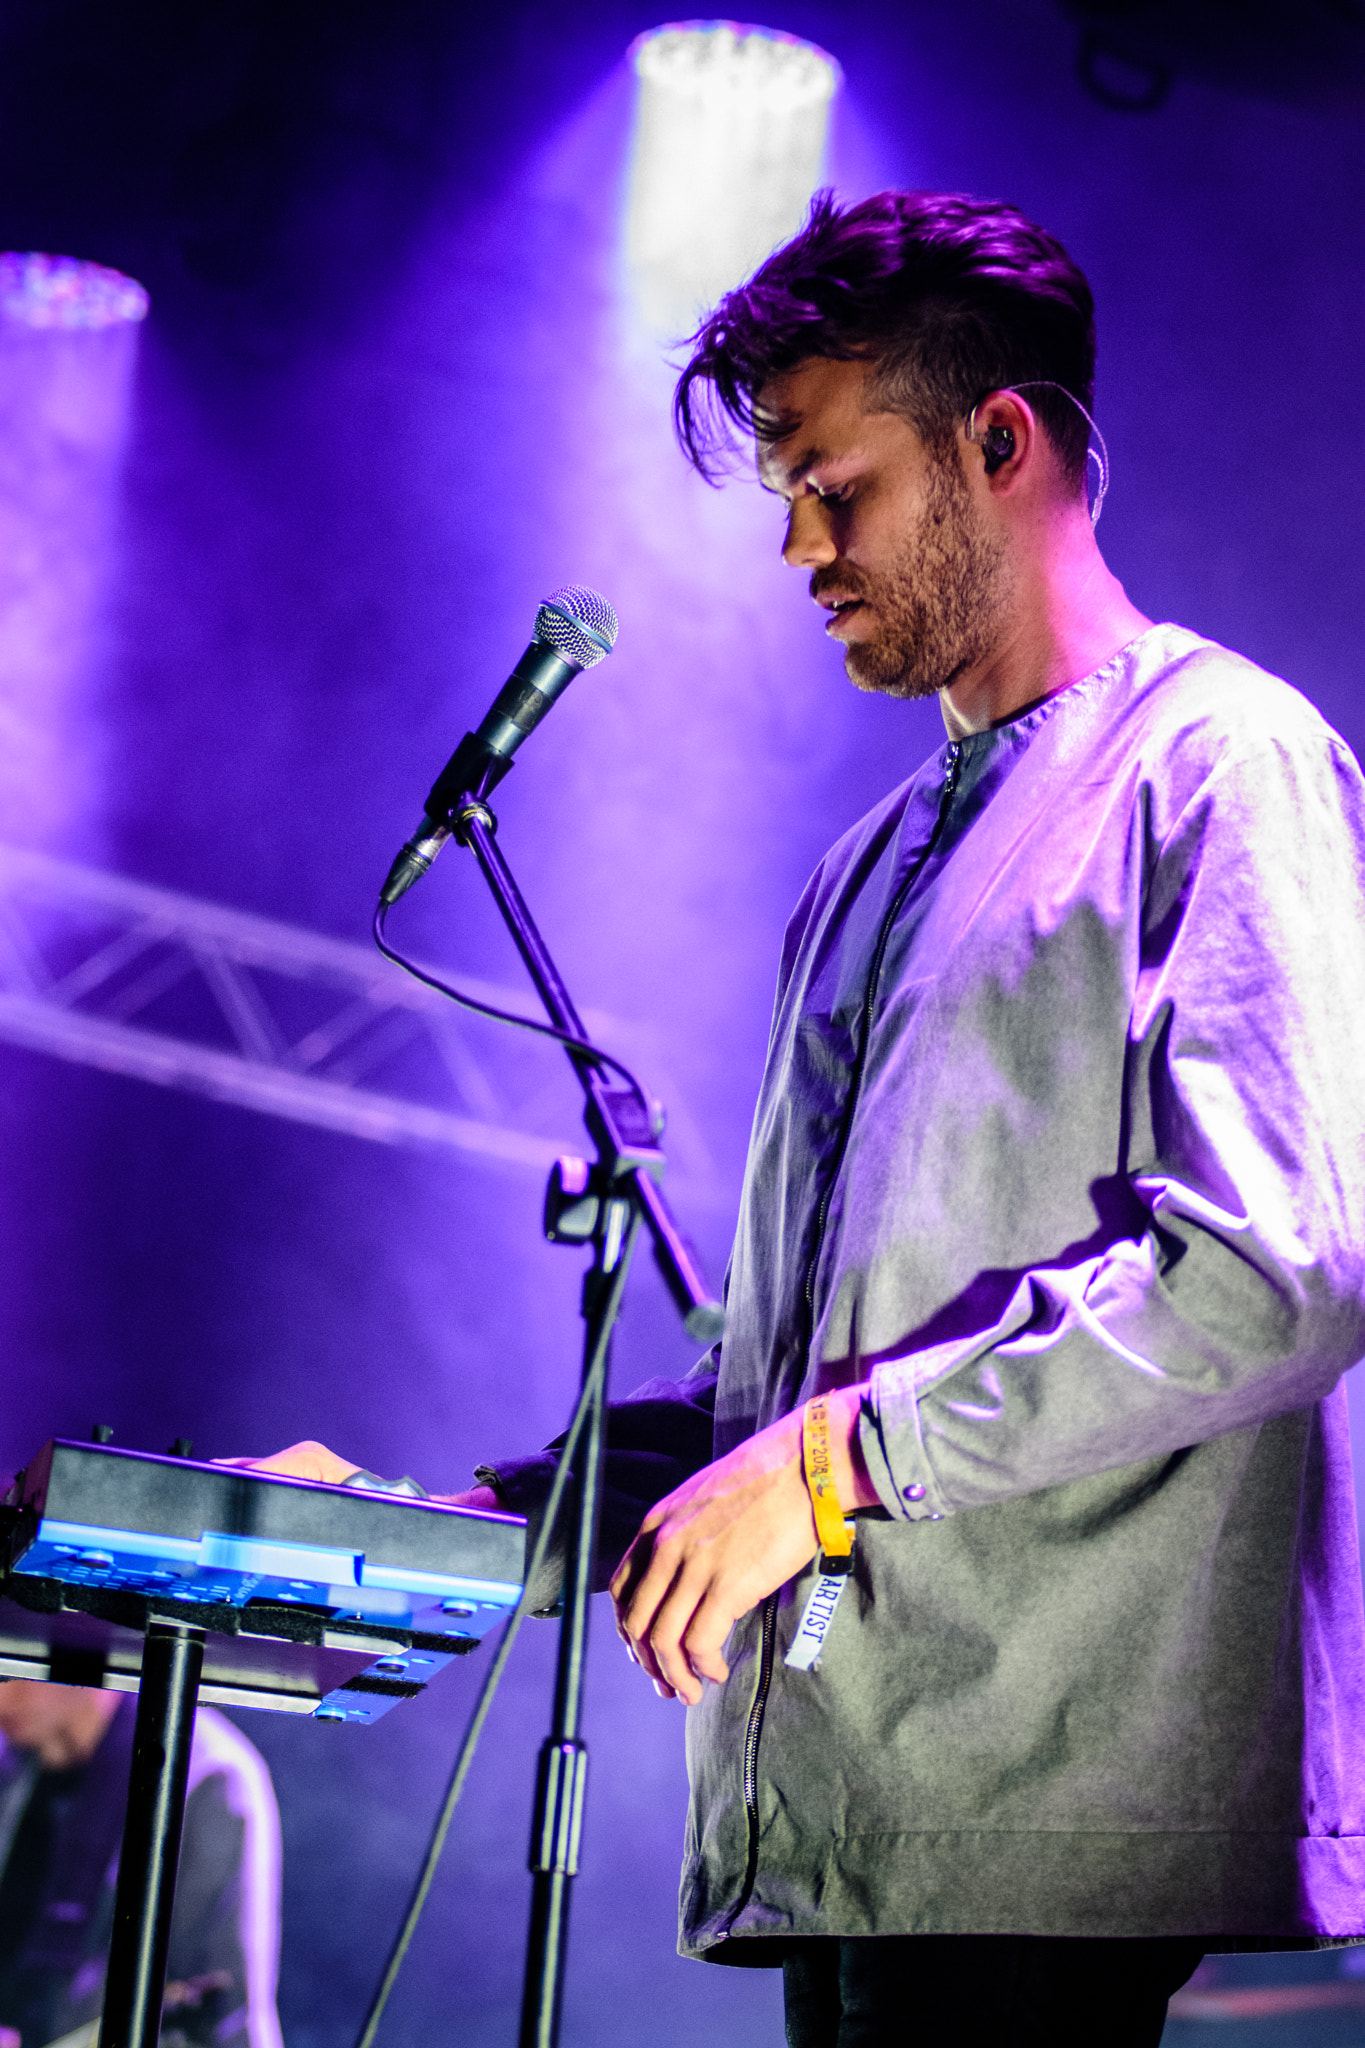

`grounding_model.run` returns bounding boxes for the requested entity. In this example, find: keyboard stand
[0,1438,526,2048]
[101,1619,204,2048]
